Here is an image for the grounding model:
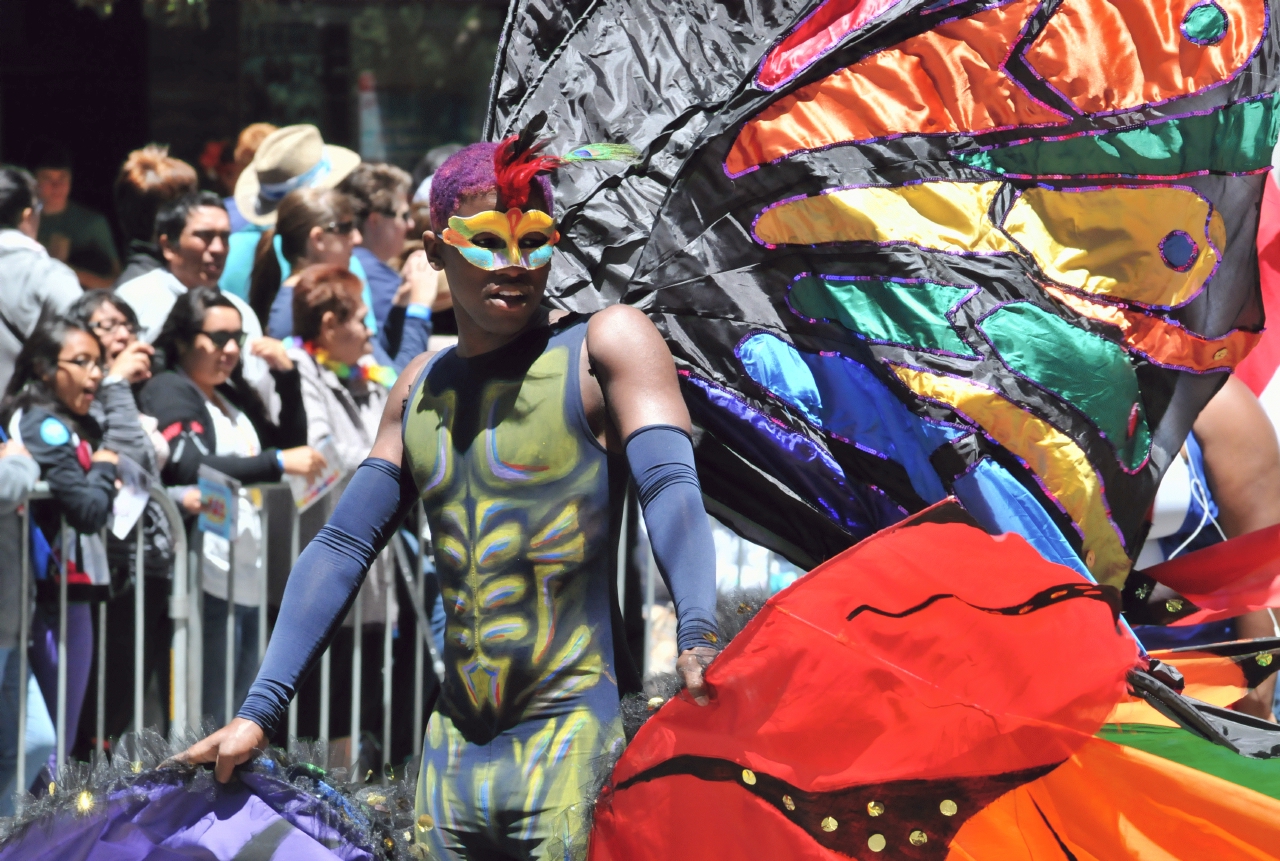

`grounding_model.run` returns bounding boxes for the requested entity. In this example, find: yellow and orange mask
[441,208,560,271]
